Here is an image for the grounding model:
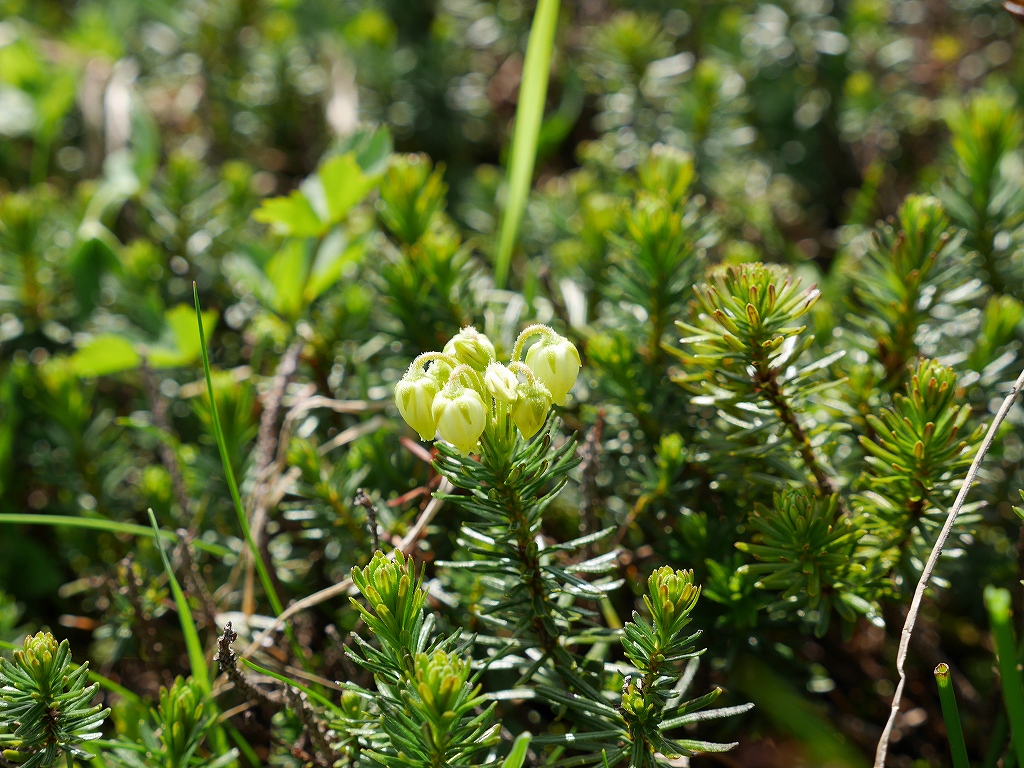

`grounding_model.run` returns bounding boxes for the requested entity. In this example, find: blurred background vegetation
[3,0,1024,766]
